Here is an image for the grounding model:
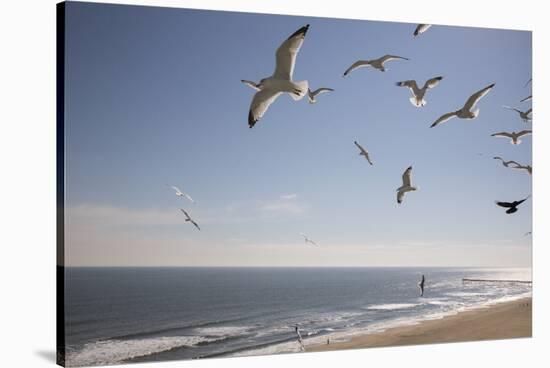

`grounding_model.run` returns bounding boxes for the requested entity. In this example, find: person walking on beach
[418,274,425,297]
